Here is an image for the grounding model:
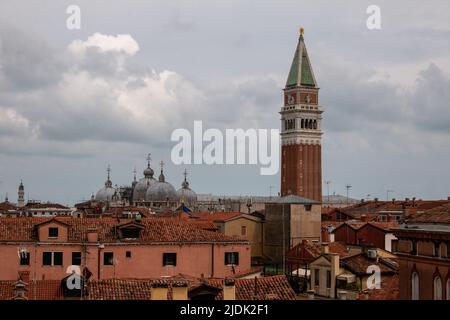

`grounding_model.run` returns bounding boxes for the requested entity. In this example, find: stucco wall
[0,242,251,281]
